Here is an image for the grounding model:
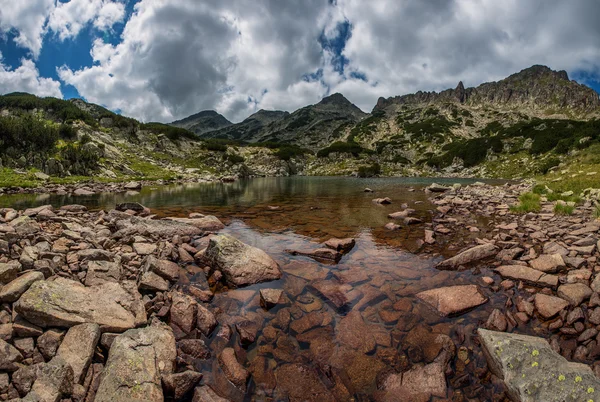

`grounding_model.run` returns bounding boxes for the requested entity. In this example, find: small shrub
[554,203,575,215]
[510,192,541,213]
[538,157,560,174]
[357,163,381,178]
[226,153,244,164]
[317,141,367,158]
[79,133,93,145]
[203,139,228,152]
